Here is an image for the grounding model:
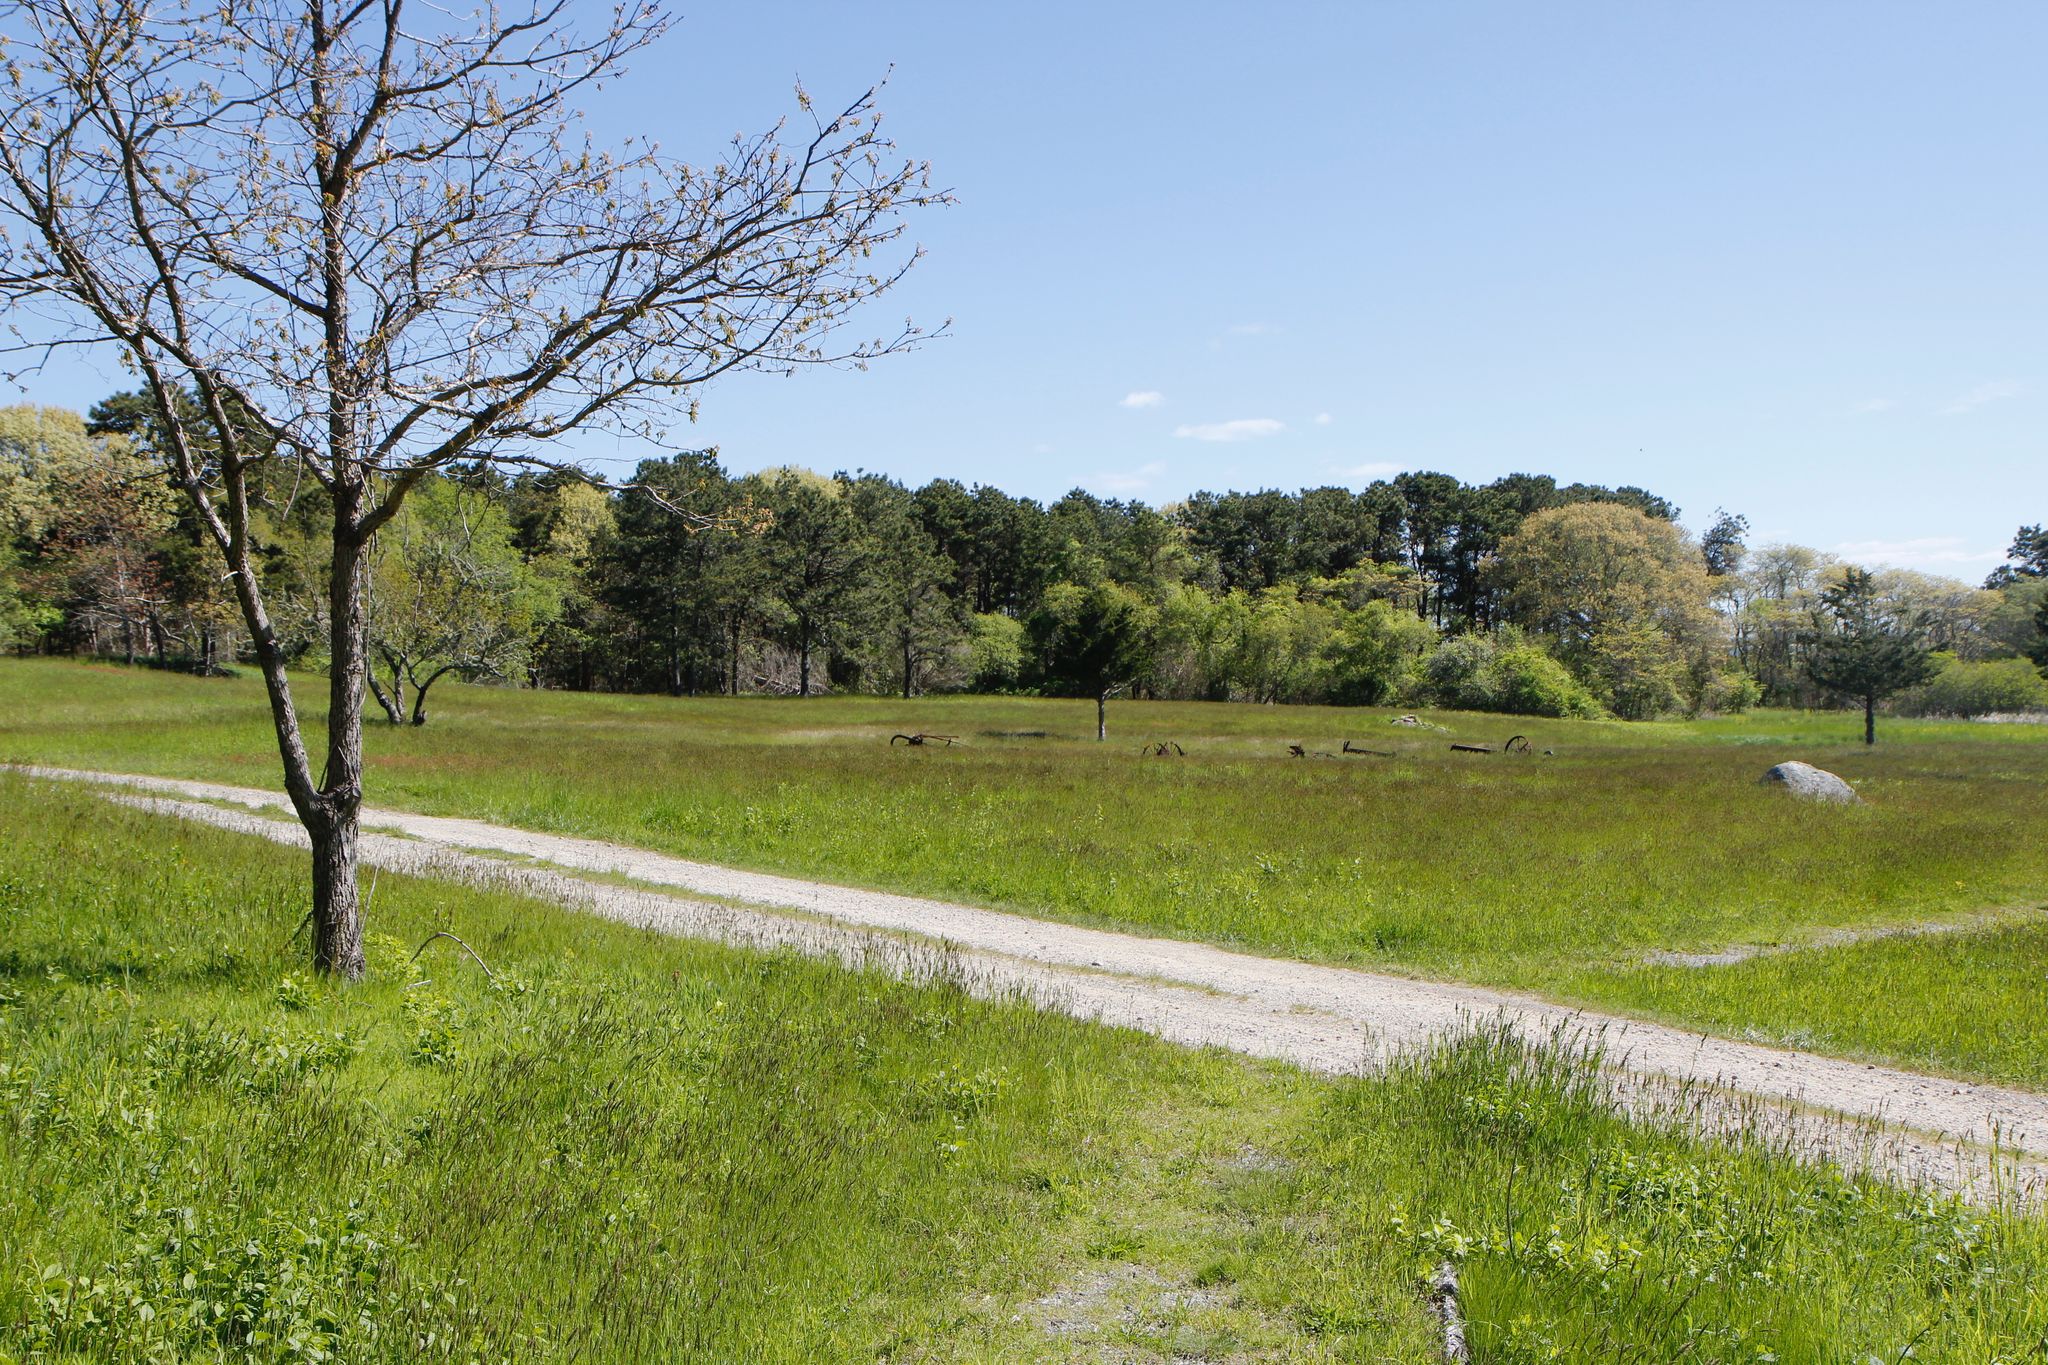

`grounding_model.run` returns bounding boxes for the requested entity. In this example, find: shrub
[1690,668,1764,716]
[1412,633,1602,719]
[1495,644,1604,719]
[1321,600,1435,705]
[1896,654,2048,718]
